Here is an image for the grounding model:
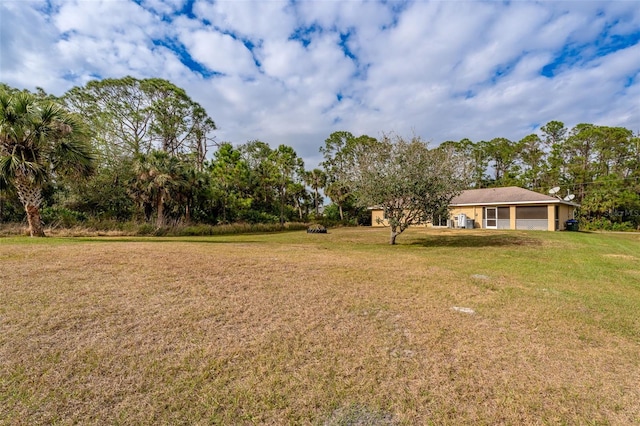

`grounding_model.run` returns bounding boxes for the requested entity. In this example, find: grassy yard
[1,228,639,425]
